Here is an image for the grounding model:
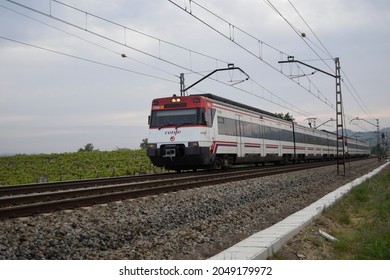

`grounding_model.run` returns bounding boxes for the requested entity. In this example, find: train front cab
[147,95,215,171]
